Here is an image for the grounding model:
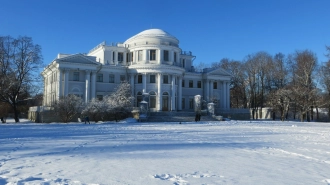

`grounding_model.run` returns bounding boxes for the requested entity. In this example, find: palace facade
[42,29,231,112]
